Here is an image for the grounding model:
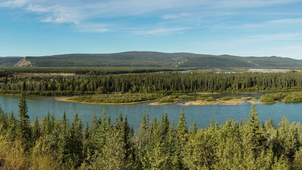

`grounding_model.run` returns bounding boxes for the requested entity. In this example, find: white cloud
[268,18,302,24]
[219,18,302,29]
[191,32,302,50]
[163,13,191,20]
[76,23,109,33]
[0,0,28,8]
[26,4,84,24]
[239,33,302,43]
[26,4,52,13]
[132,27,189,35]
[2,0,299,19]
[1,0,301,34]
[212,0,300,9]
